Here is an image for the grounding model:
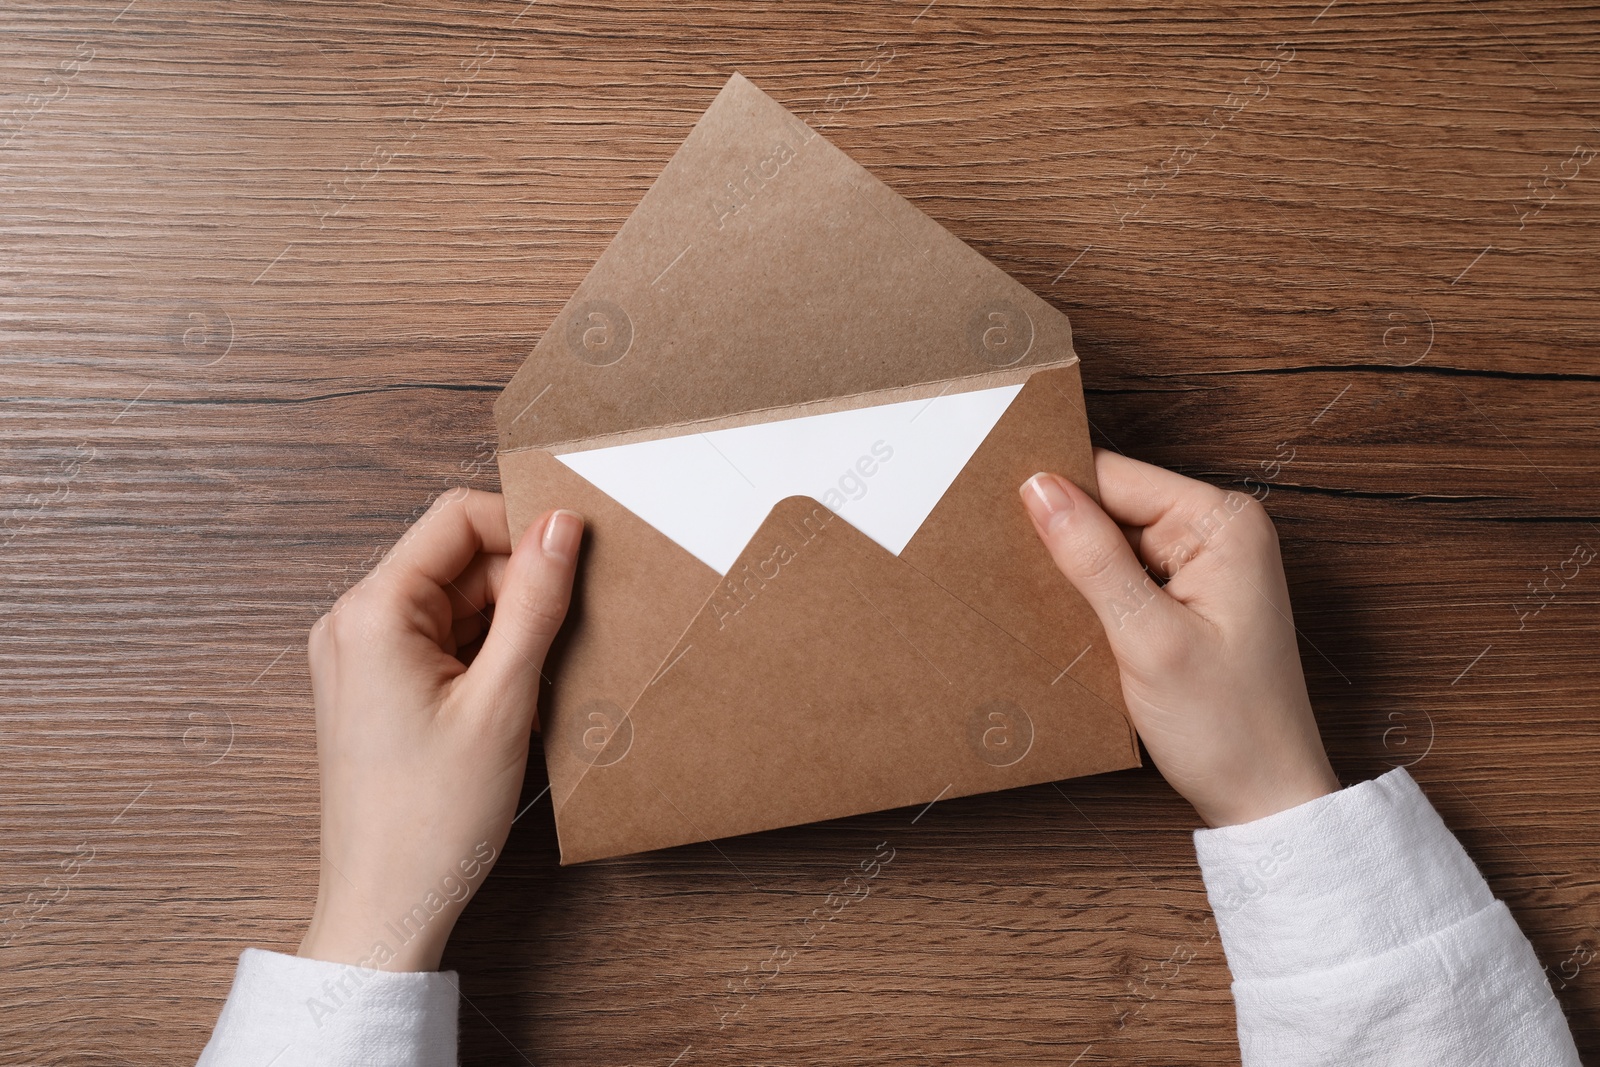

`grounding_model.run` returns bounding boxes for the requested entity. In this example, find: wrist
[299,893,455,972]
[1196,761,1341,829]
